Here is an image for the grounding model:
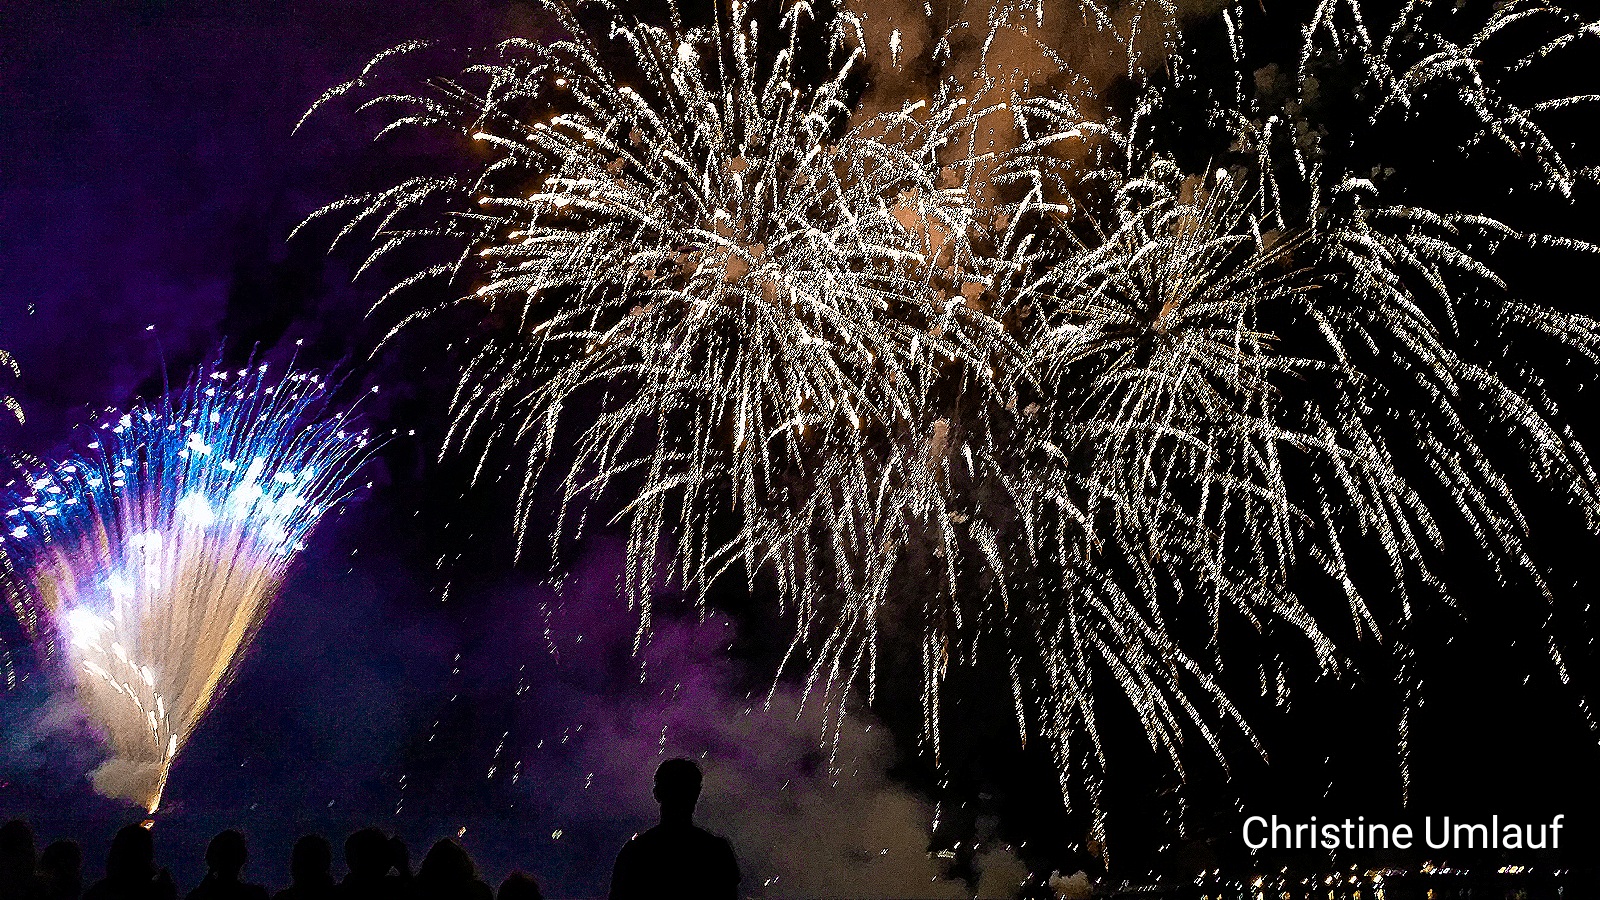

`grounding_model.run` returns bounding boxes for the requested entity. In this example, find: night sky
[3,1,1600,898]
